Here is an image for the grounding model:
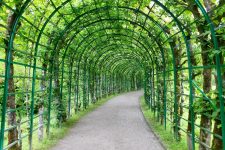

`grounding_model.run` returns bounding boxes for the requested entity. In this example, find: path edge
[138,96,167,150]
